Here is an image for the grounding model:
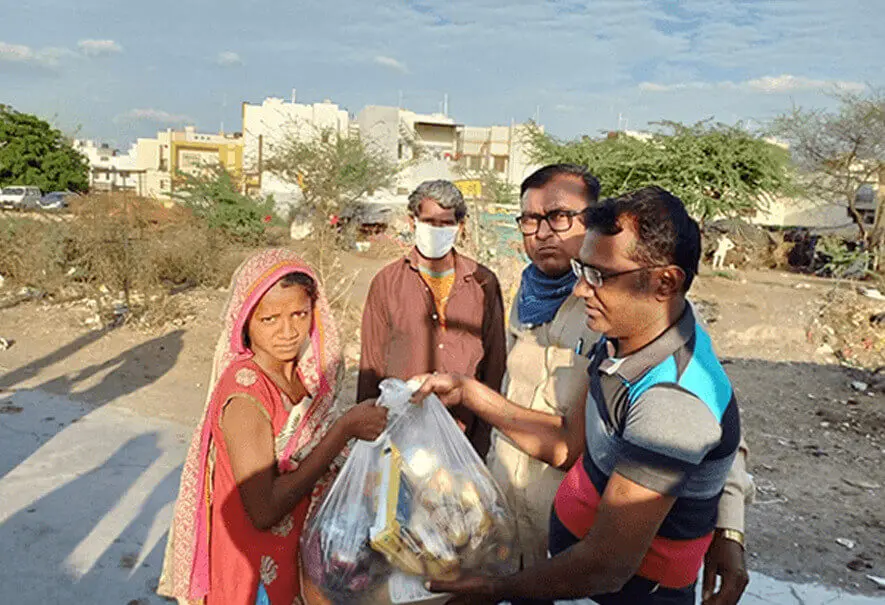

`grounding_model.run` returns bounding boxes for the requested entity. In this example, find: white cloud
[2,0,881,142]
[78,39,123,57]
[0,38,124,70]
[373,55,408,73]
[745,74,865,93]
[638,81,717,92]
[639,82,685,92]
[114,108,193,125]
[216,51,244,67]
[0,42,34,63]
[639,75,864,94]
[0,41,71,68]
